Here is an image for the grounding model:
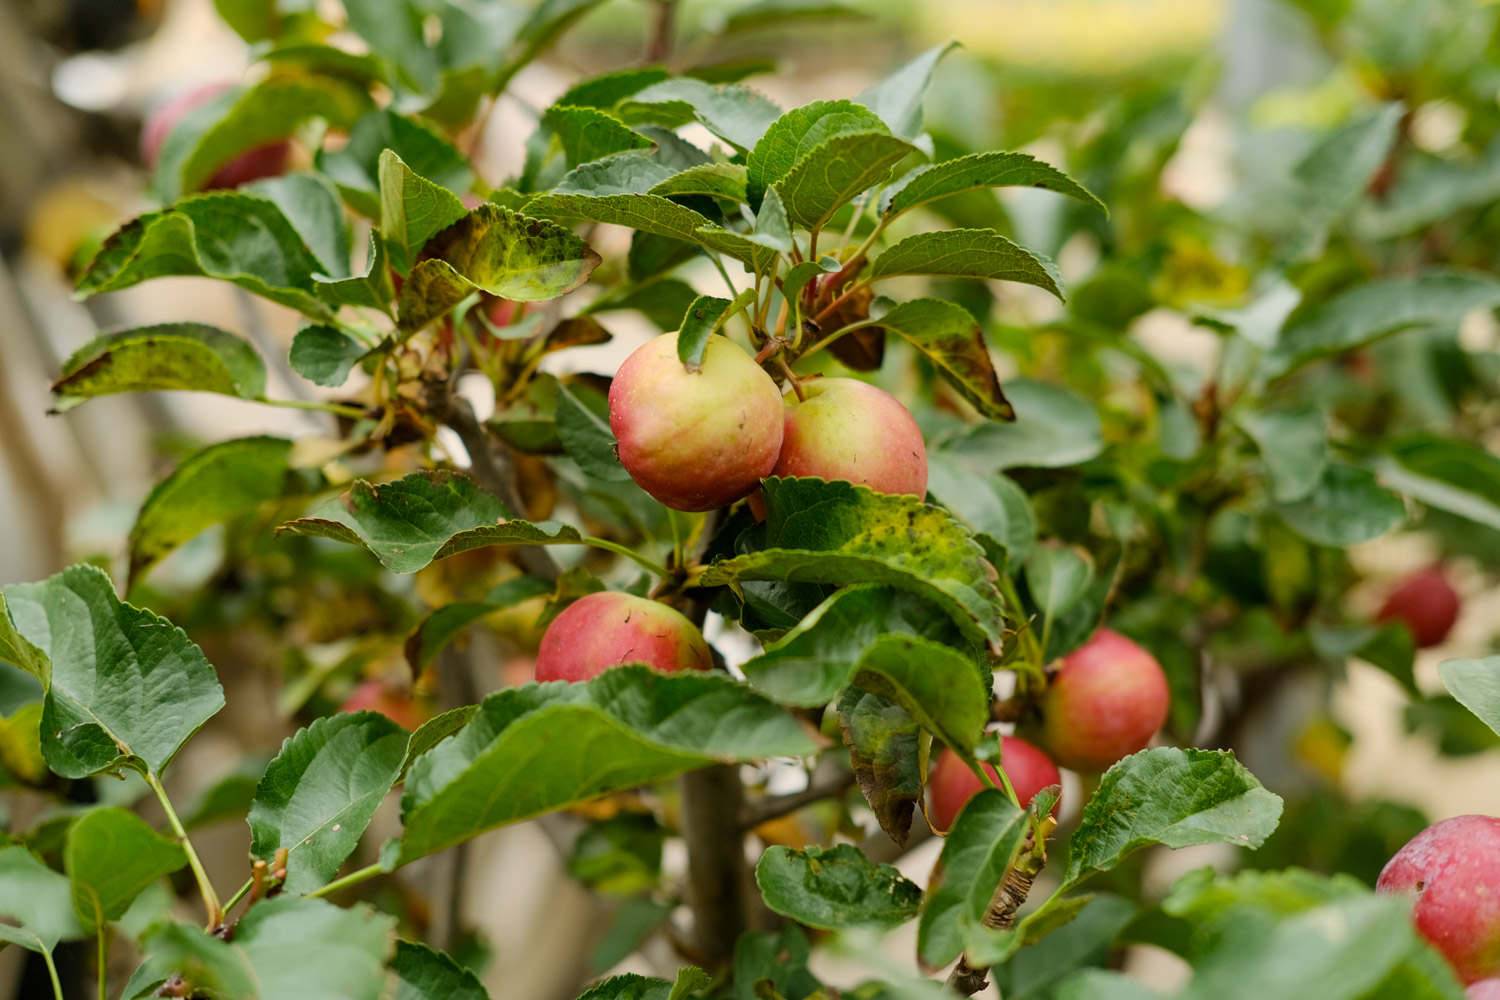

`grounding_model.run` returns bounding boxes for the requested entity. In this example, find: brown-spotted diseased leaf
[838,685,921,846]
[876,298,1013,421]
